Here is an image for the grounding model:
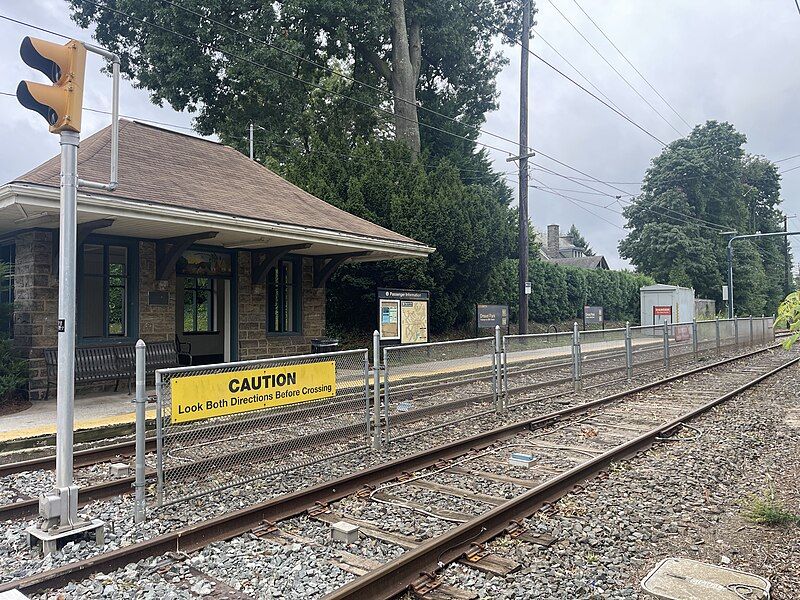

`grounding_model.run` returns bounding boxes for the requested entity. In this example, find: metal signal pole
[517,0,531,334]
